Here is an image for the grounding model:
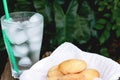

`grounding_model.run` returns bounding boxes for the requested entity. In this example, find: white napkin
[19,42,120,80]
